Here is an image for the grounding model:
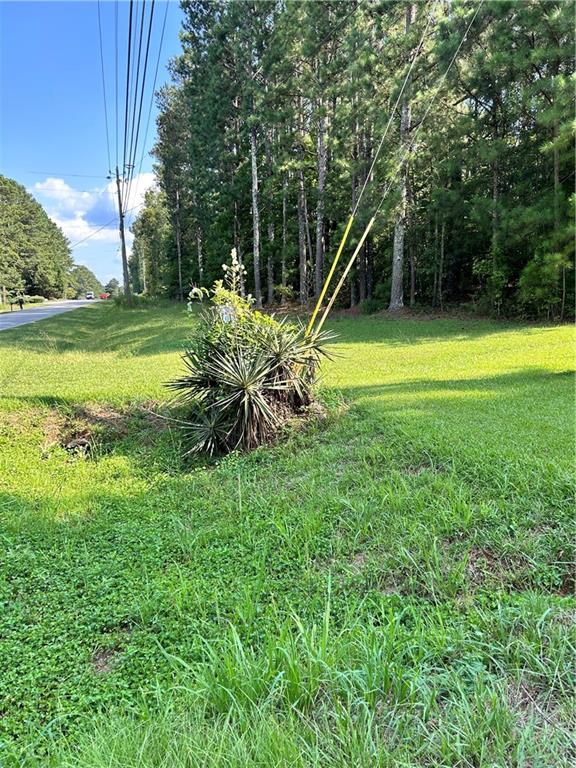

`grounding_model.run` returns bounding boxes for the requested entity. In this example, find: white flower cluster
[222,247,247,293]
